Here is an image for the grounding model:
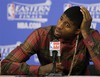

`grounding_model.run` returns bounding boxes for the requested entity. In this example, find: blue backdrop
[0,0,100,65]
